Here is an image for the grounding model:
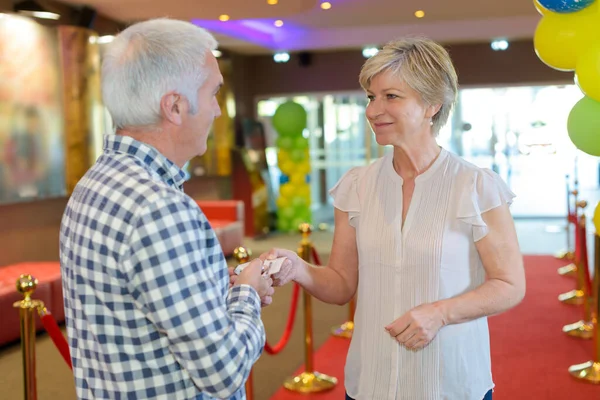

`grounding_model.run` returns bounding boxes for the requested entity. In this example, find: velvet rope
[568,212,577,225]
[310,245,322,267]
[38,308,72,370]
[577,219,593,295]
[264,282,301,355]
